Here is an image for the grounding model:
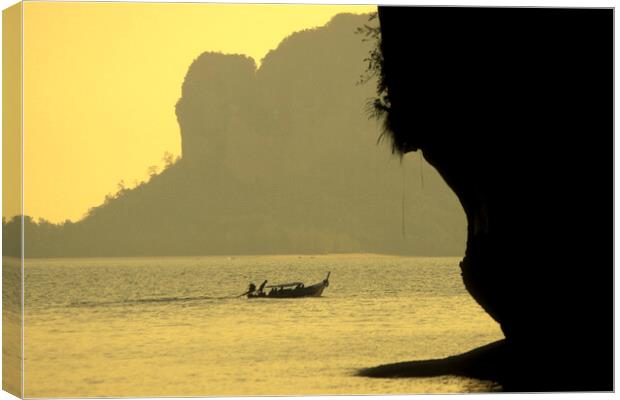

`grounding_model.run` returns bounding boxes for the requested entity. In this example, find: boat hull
[248,280,328,299]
